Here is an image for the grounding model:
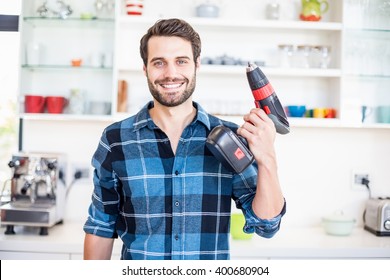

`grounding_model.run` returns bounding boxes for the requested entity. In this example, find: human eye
[152,60,165,68]
[177,59,188,65]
